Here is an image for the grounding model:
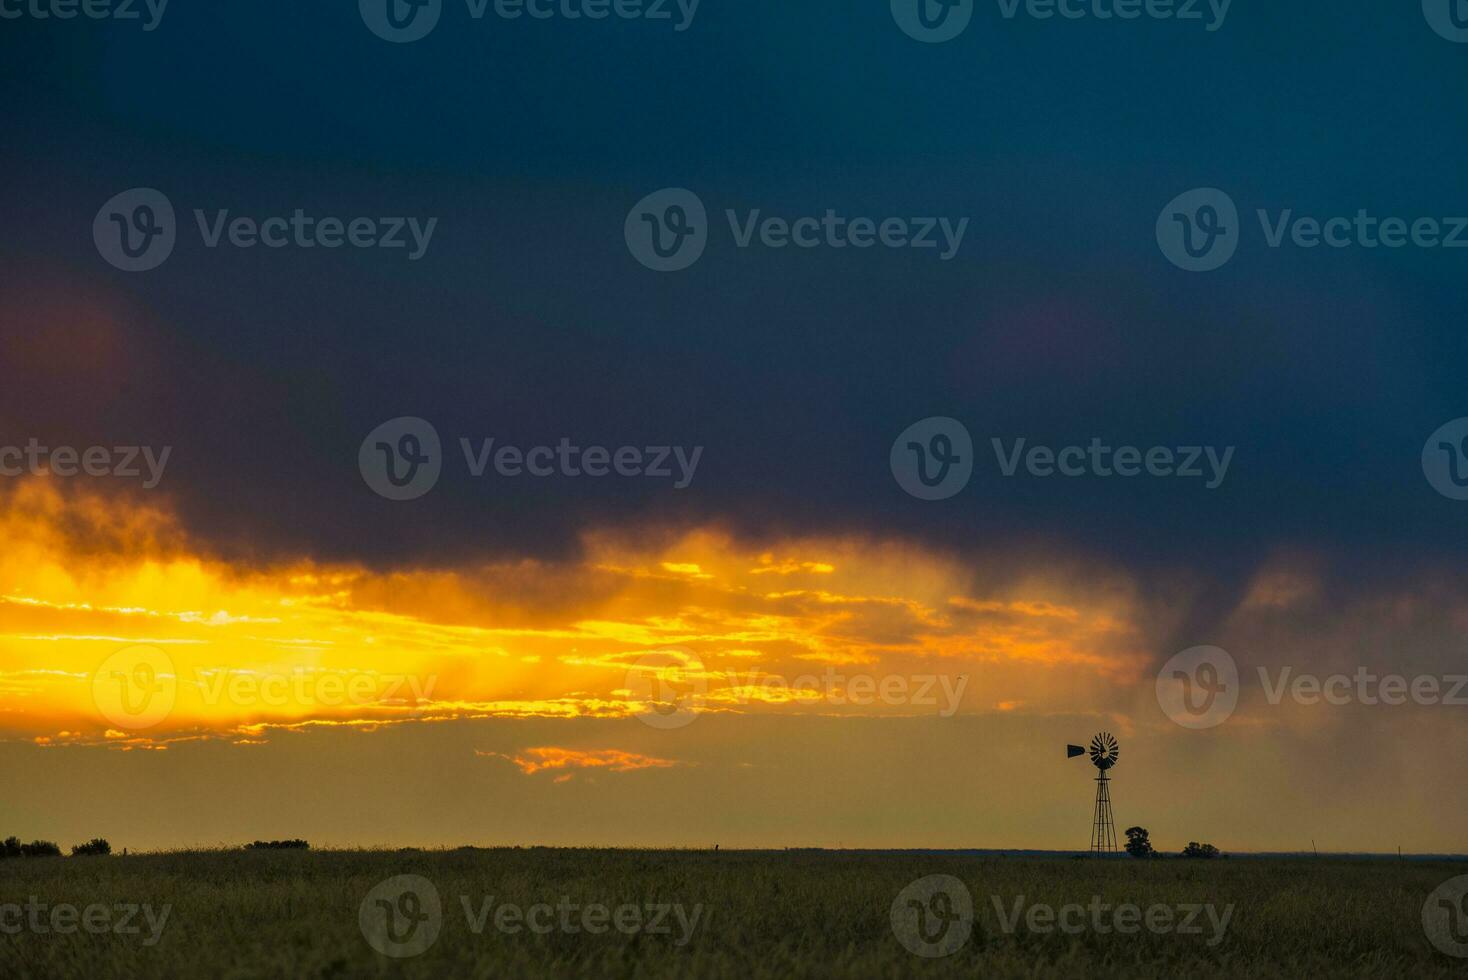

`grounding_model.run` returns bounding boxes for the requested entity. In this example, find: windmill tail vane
[1067,732,1120,854]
